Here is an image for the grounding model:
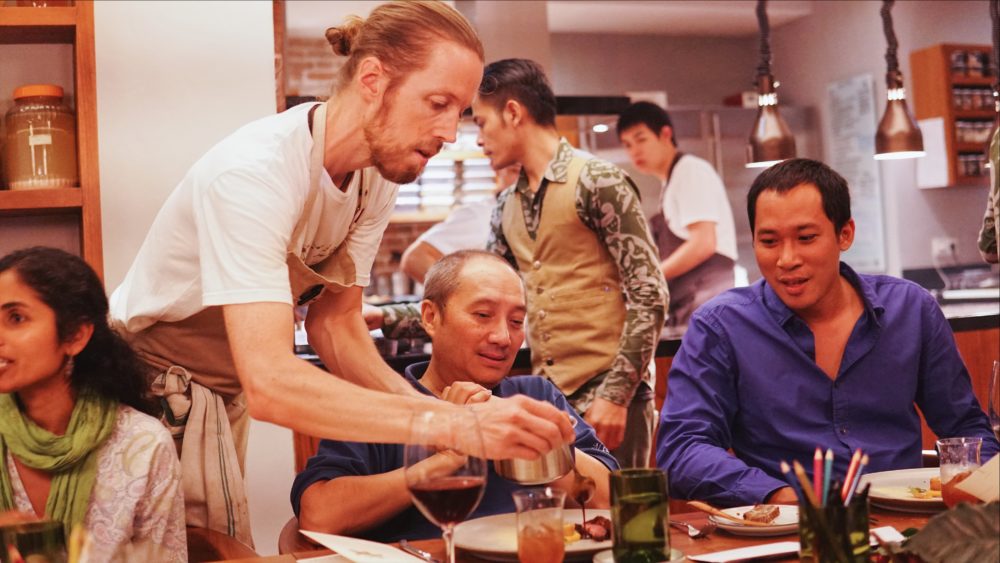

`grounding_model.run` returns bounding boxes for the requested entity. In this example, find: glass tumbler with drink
[936,437,982,507]
[610,468,669,563]
[512,487,566,563]
[404,411,487,563]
